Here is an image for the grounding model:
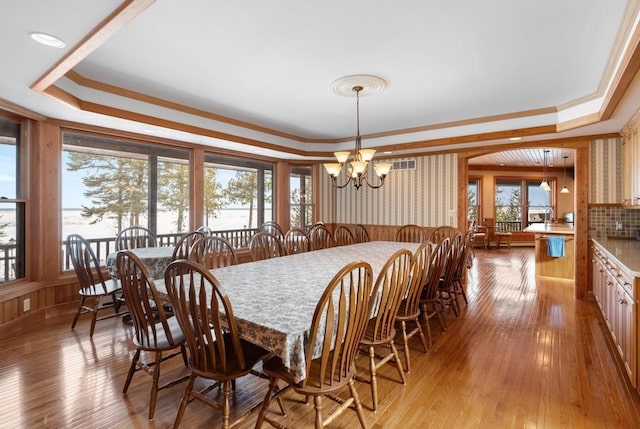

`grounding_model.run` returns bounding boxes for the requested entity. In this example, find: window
[0,116,25,283]
[290,166,313,229]
[62,132,189,267]
[468,178,481,221]
[203,153,273,231]
[495,178,553,231]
